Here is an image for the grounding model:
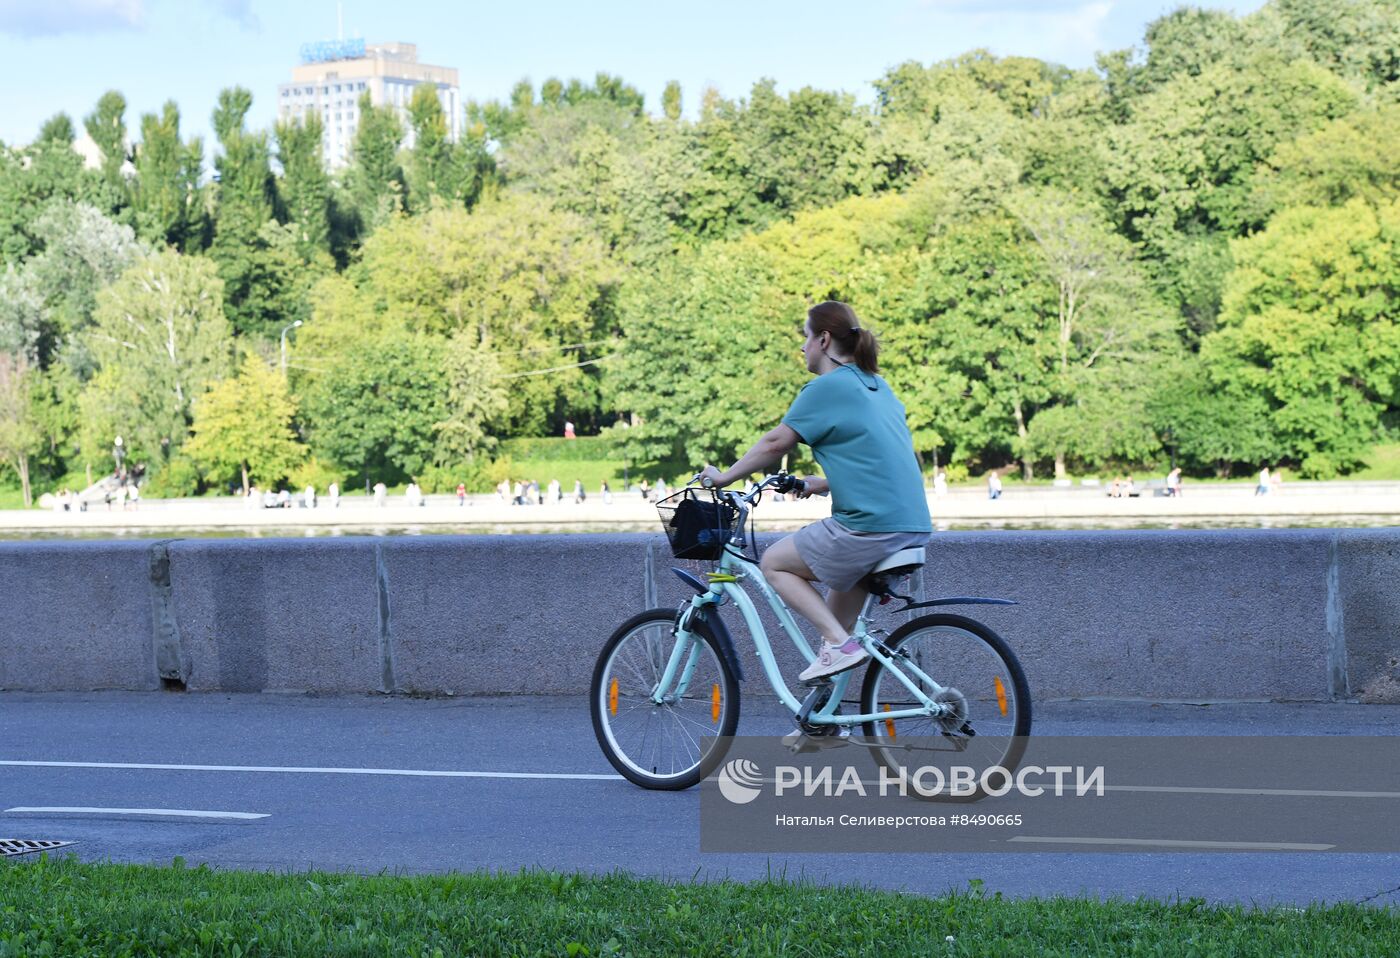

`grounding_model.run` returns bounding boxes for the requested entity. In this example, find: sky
[0,0,1271,151]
